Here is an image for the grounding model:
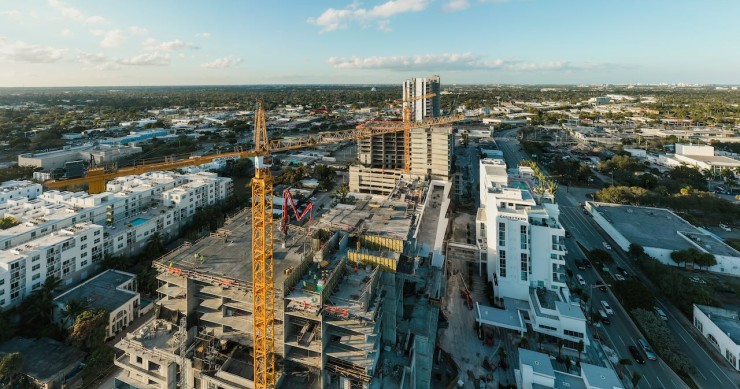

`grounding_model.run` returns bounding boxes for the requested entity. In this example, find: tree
[613,280,655,310]
[0,352,25,386]
[82,346,115,381]
[334,183,350,204]
[537,332,545,351]
[589,249,614,266]
[617,358,632,377]
[519,336,529,350]
[628,243,645,259]
[563,356,572,373]
[576,340,585,362]
[68,309,108,351]
[632,372,642,387]
[61,299,89,327]
[557,339,564,359]
[670,250,687,267]
[0,216,19,230]
[694,252,717,270]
